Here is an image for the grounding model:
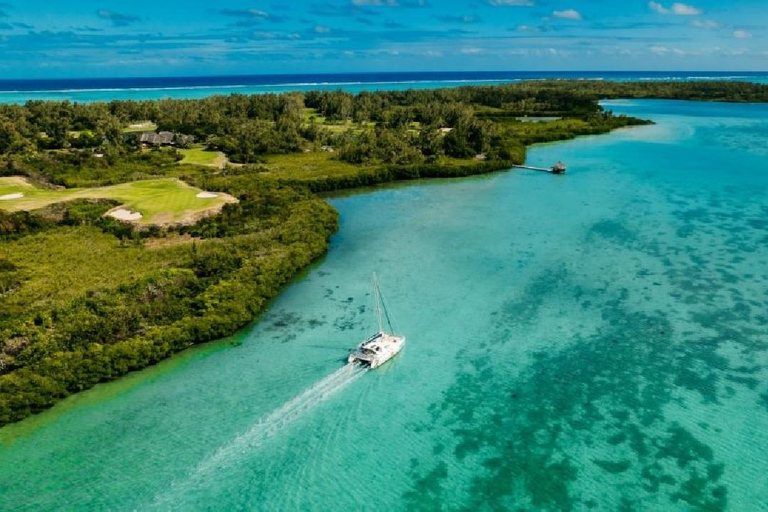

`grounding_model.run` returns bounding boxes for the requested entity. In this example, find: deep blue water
[1,71,766,104]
